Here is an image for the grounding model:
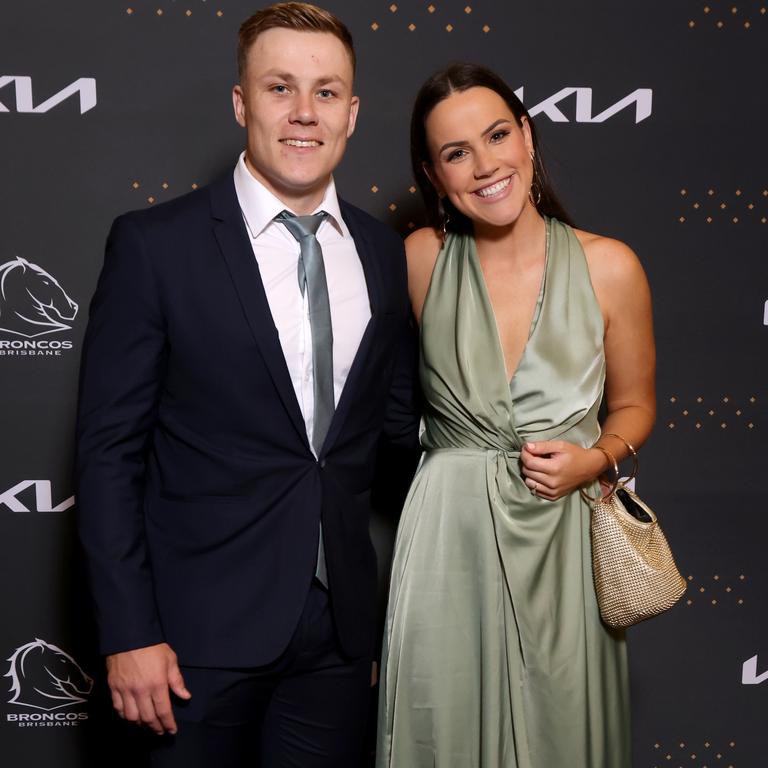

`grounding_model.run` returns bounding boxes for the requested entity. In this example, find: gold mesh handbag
[582,436,686,629]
